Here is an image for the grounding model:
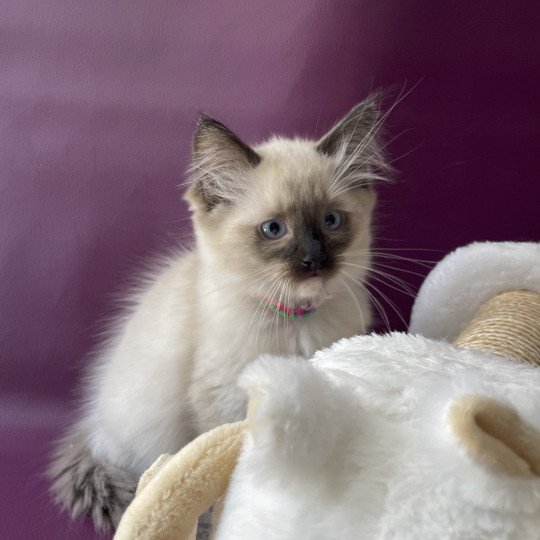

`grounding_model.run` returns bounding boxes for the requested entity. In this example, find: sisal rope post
[453,290,540,365]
